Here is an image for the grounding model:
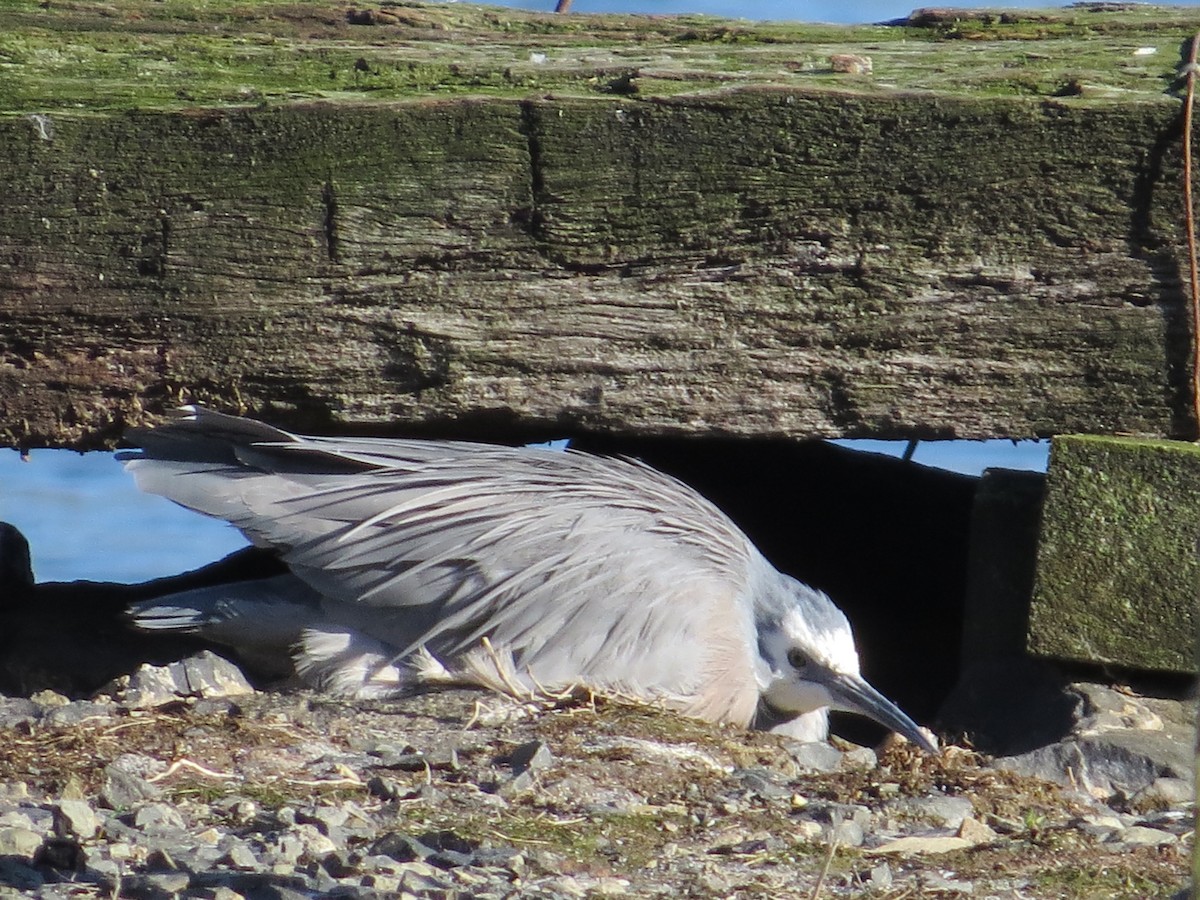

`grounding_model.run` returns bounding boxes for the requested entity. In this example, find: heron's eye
[786,648,808,671]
